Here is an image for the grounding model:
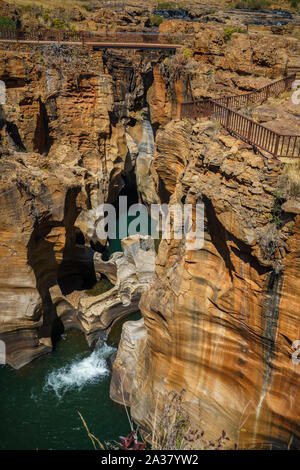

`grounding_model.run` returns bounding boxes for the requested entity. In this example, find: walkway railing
[211,101,300,158]
[180,74,300,159]
[0,28,184,47]
[214,75,295,109]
